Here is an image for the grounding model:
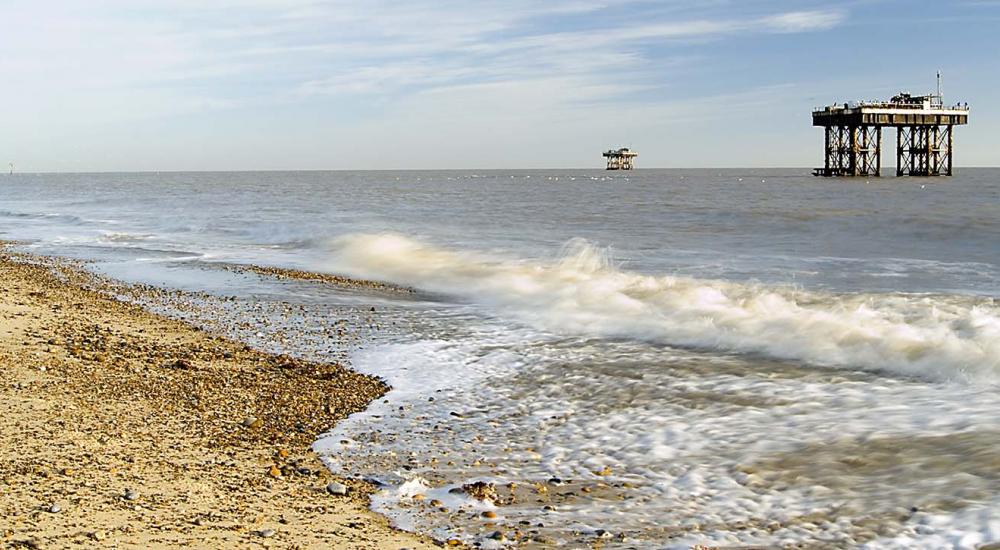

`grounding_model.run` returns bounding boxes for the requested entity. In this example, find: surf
[321,232,1000,384]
